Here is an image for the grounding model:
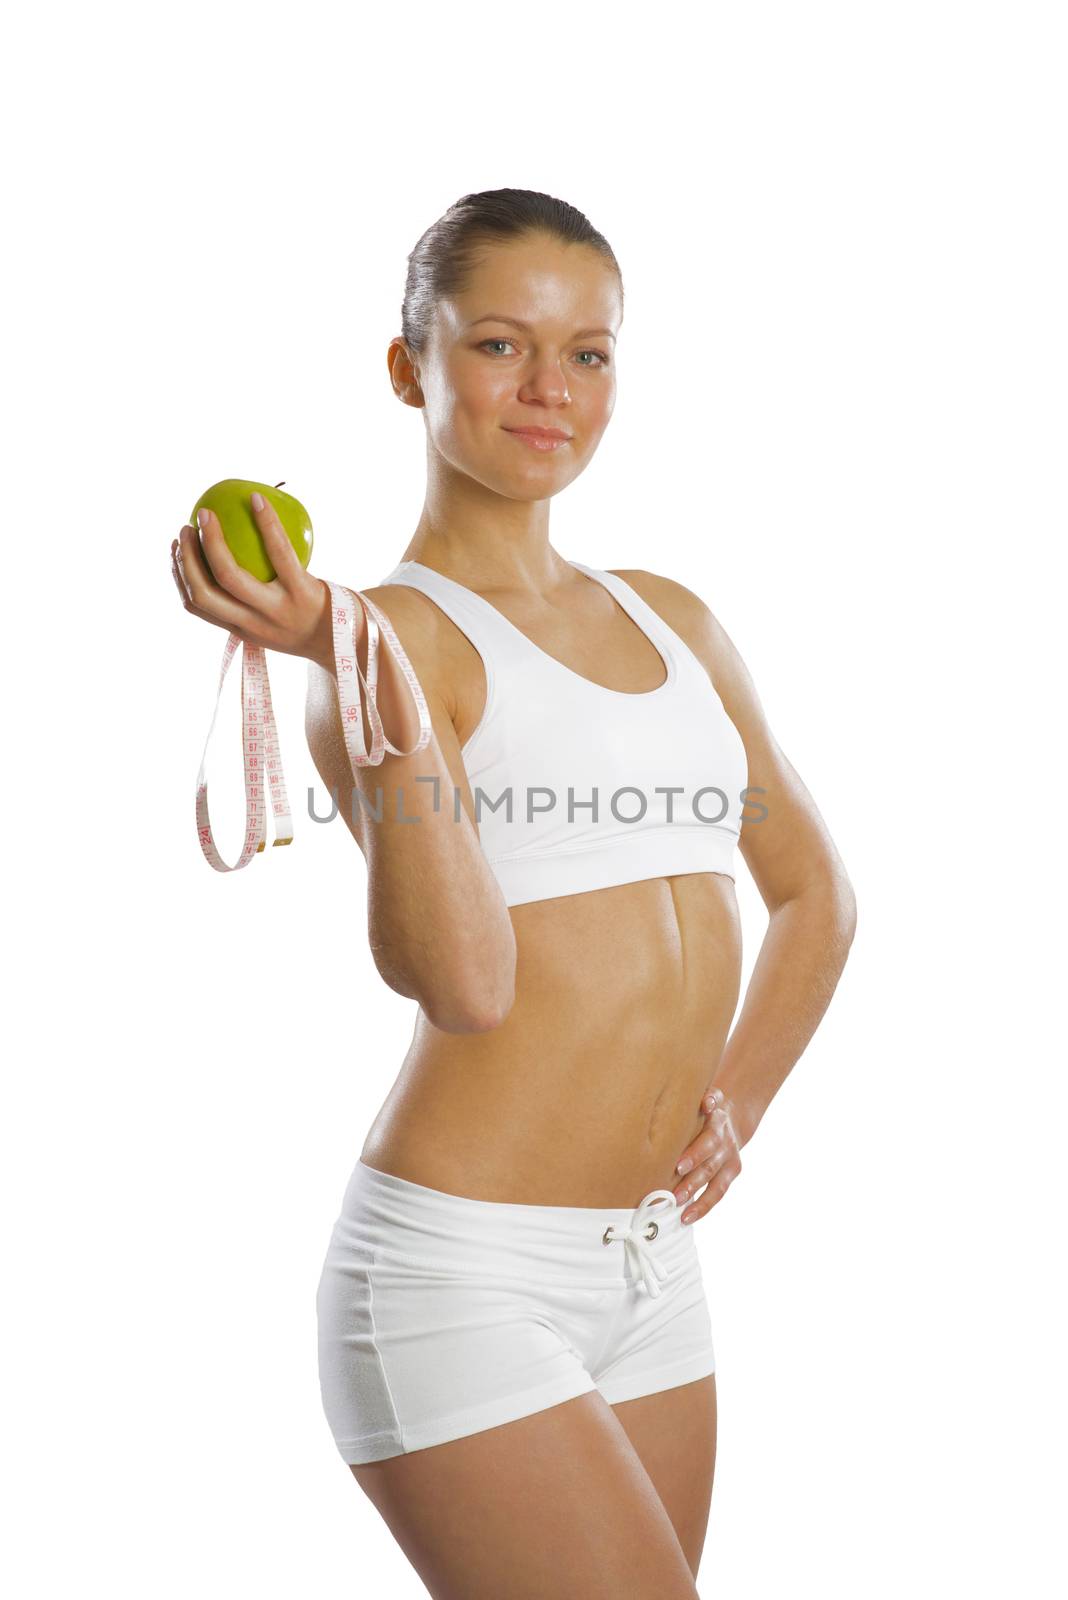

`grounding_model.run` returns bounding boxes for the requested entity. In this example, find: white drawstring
[602,1189,678,1298]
